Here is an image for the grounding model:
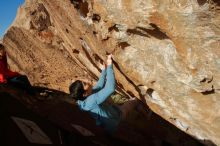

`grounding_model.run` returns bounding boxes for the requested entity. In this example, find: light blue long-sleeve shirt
[77,64,121,133]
